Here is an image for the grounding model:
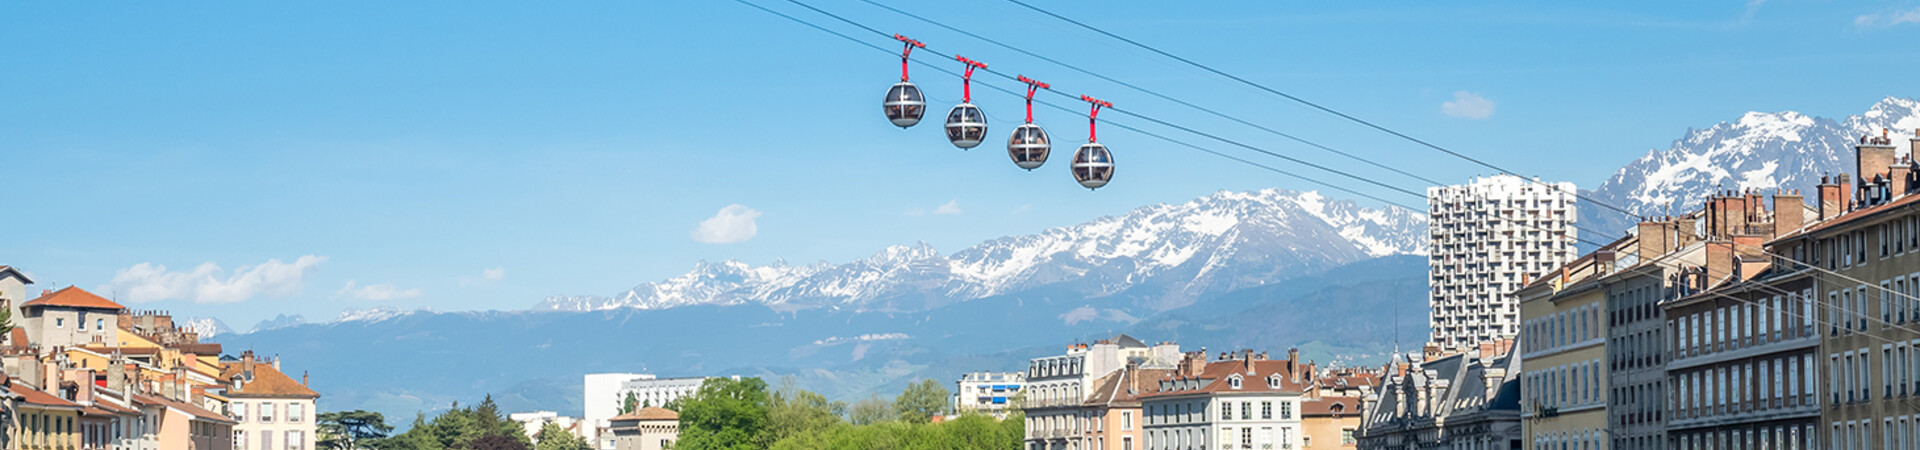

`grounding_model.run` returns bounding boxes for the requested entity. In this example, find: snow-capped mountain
[537,188,1426,313]
[177,317,233,339]
[336,307,427,323]
[1586,96,1920,236]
